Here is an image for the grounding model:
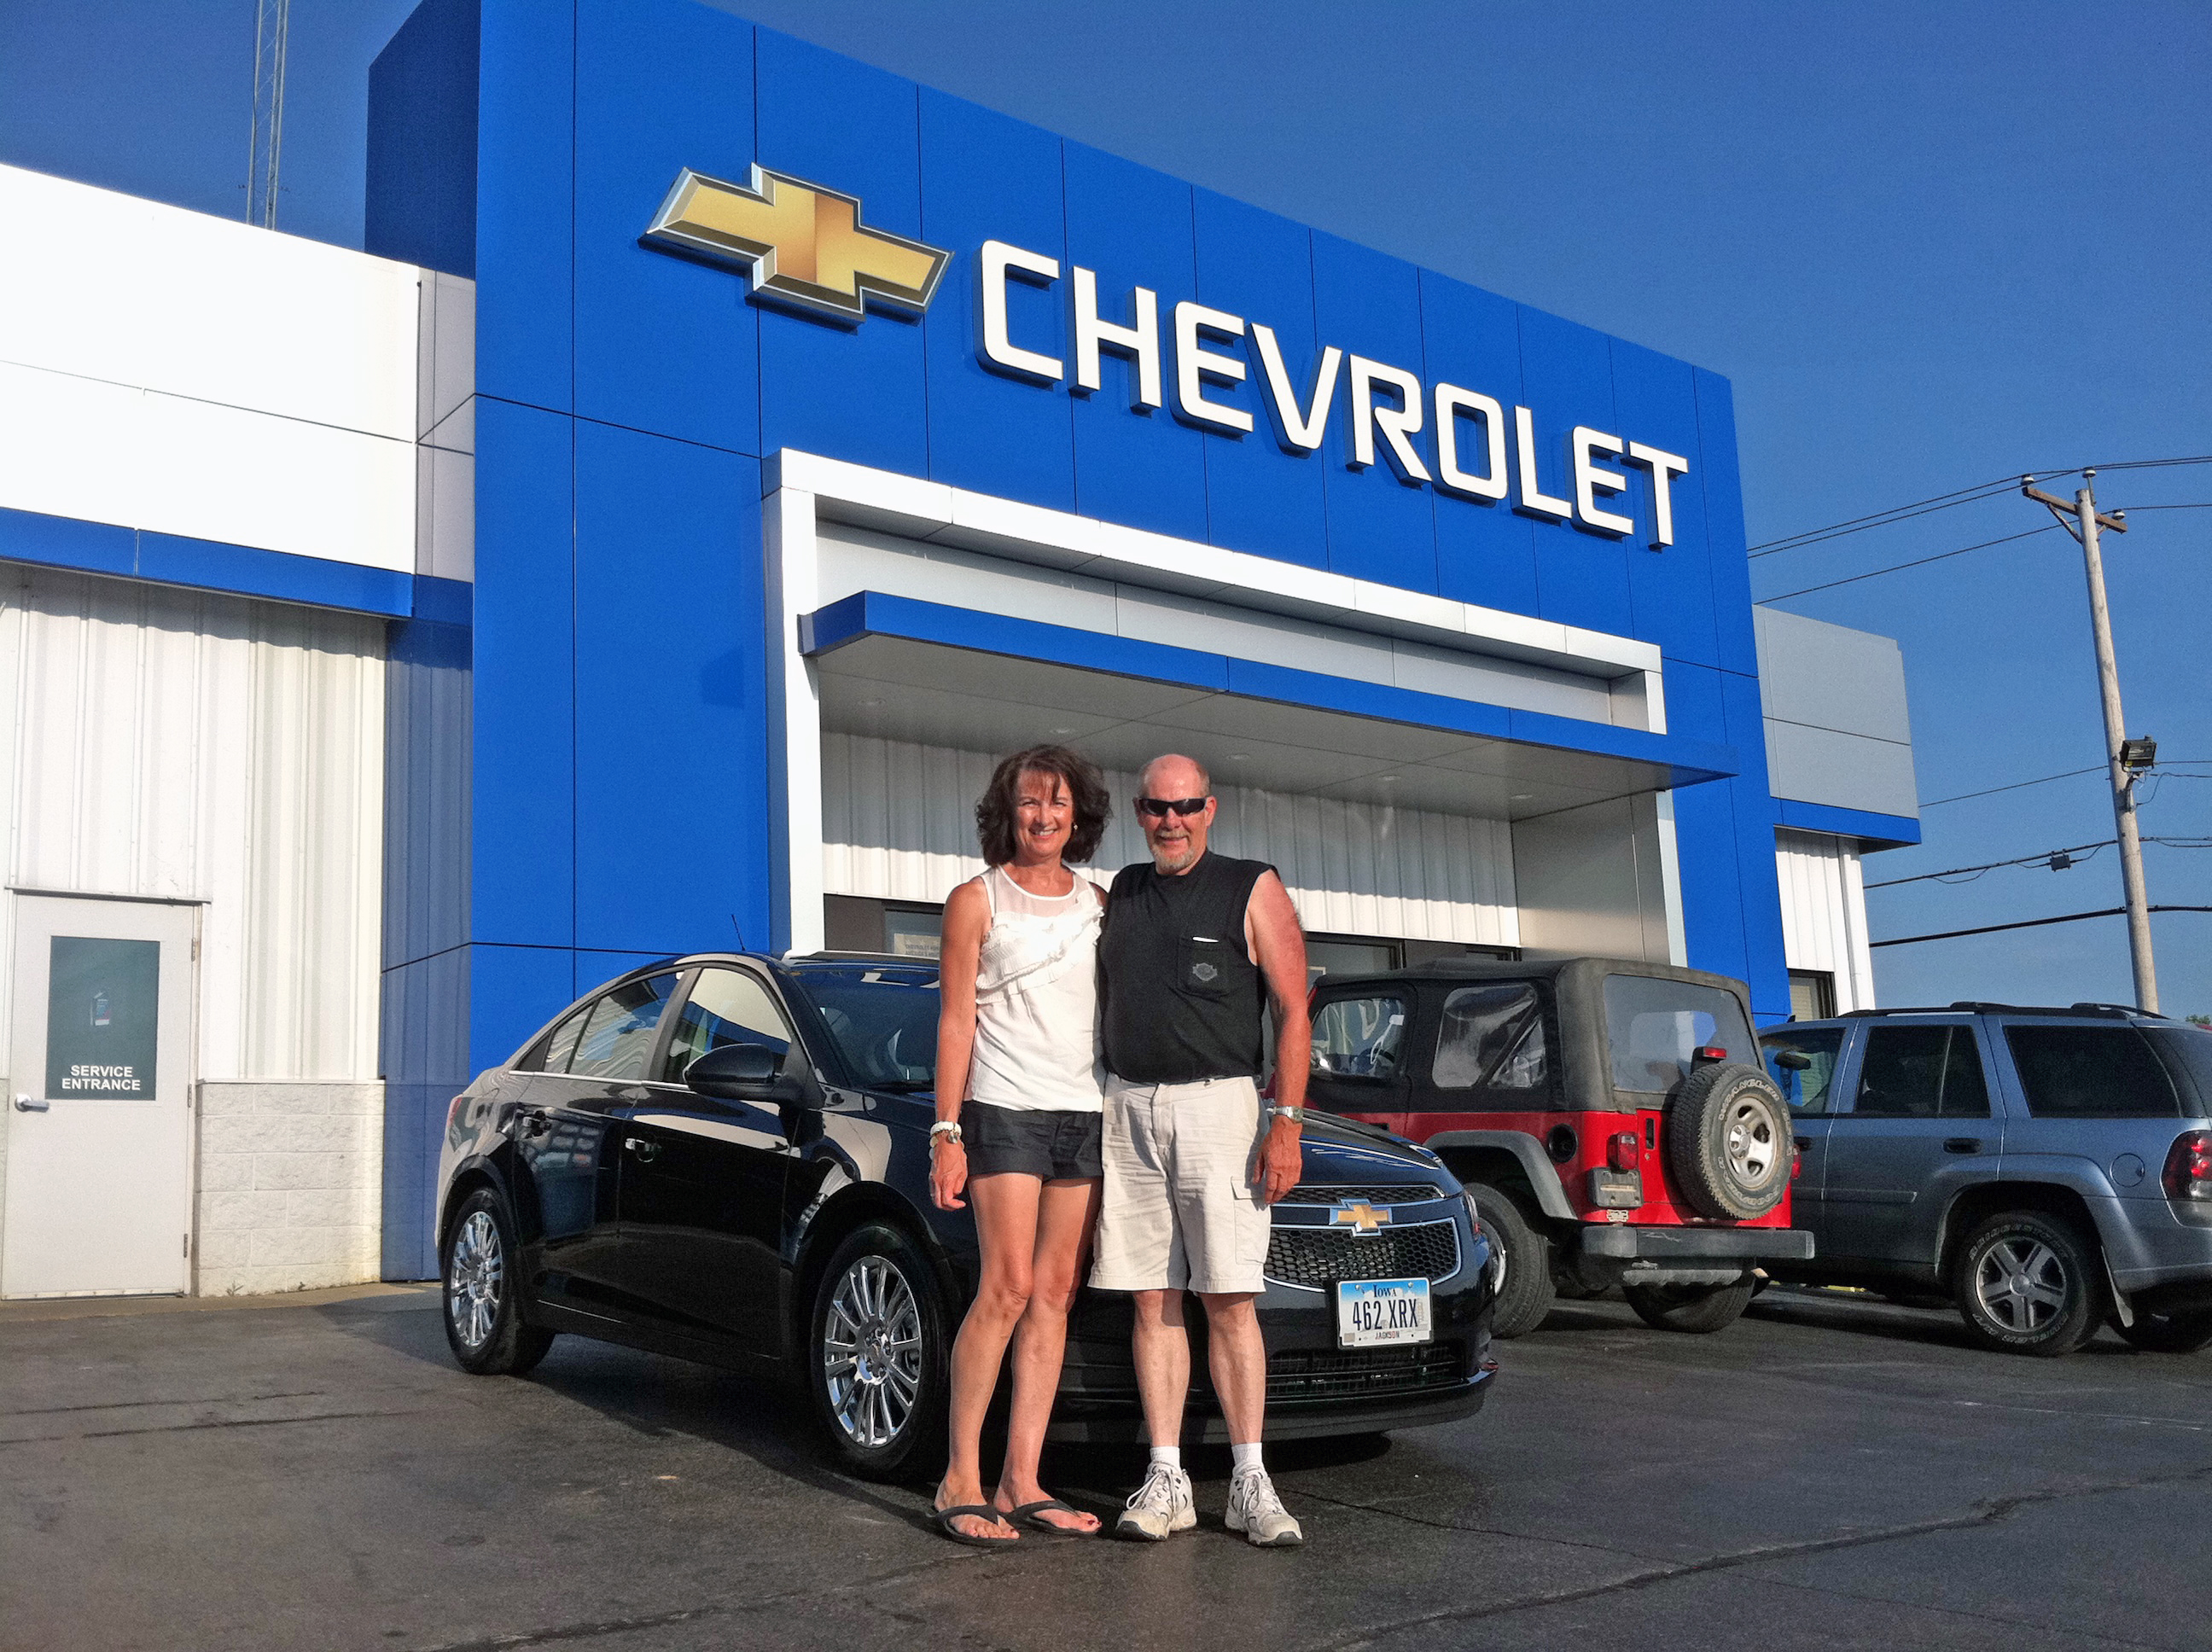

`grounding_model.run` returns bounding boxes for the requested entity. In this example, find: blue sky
[3,0,2205,1015]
